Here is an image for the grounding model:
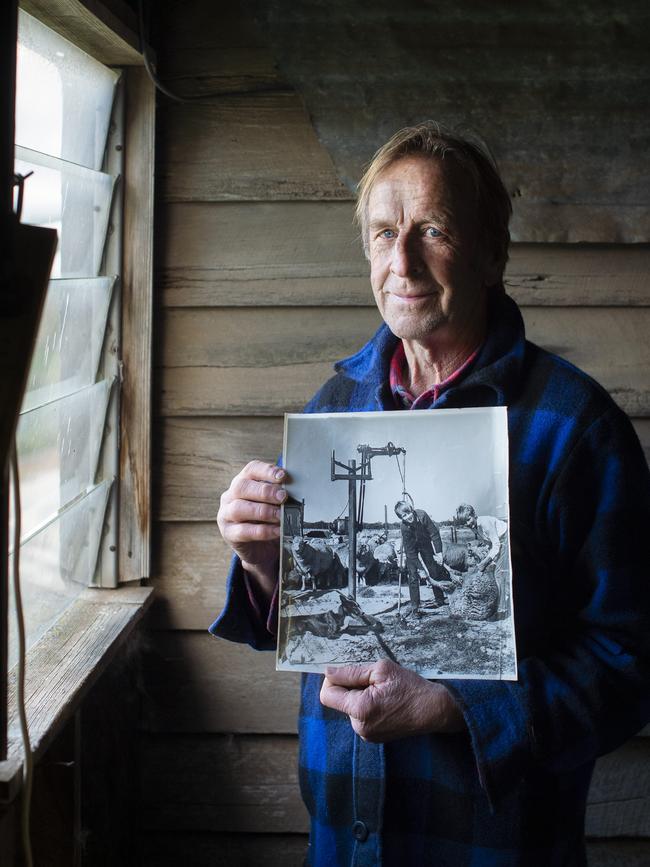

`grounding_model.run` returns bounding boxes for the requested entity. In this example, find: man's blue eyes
[379,227,442,239]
